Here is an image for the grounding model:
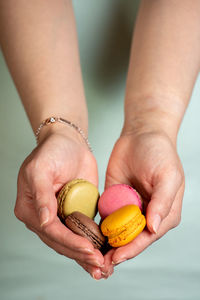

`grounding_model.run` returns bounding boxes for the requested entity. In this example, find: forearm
[124,0,200,141]
[0,0,87,138]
